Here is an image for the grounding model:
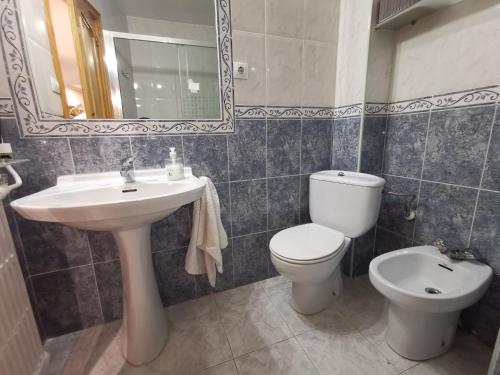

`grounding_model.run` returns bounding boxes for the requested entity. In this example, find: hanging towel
[185,177,228,287]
